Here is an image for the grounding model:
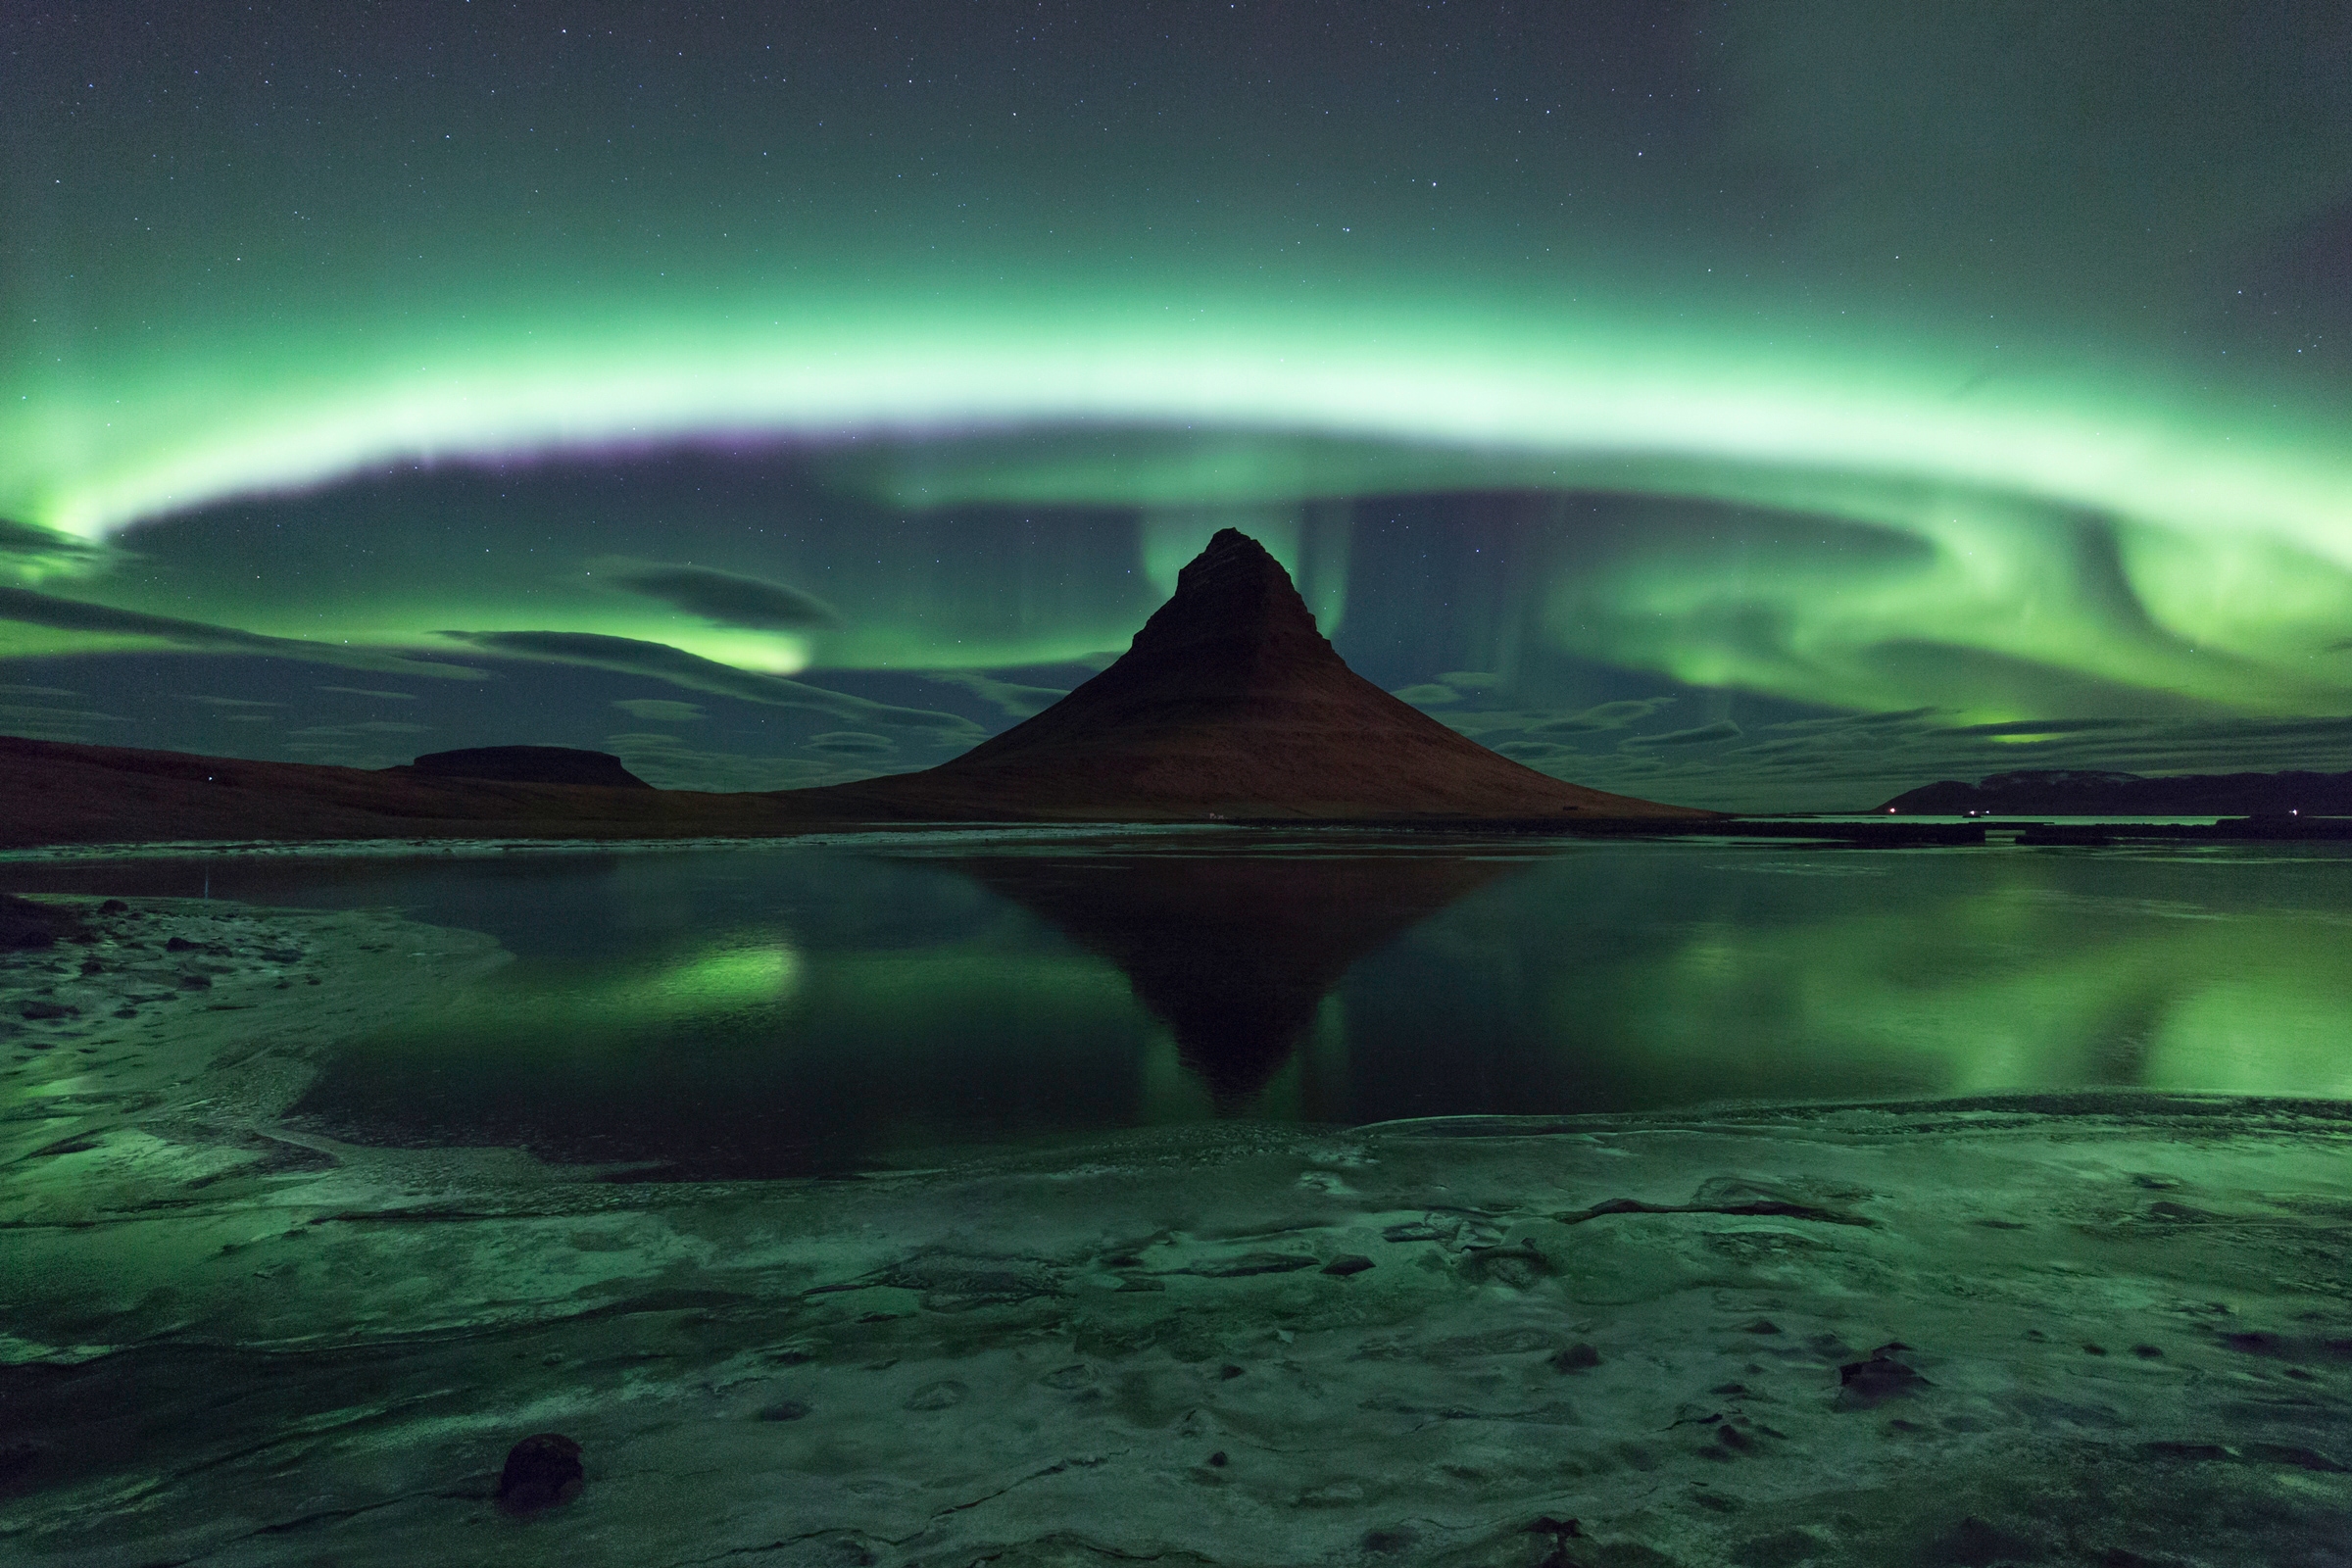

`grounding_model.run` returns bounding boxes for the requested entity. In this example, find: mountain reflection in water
[10,836,2344,1179]
[948,851,1515,1107]
[284,842,1518,1177]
